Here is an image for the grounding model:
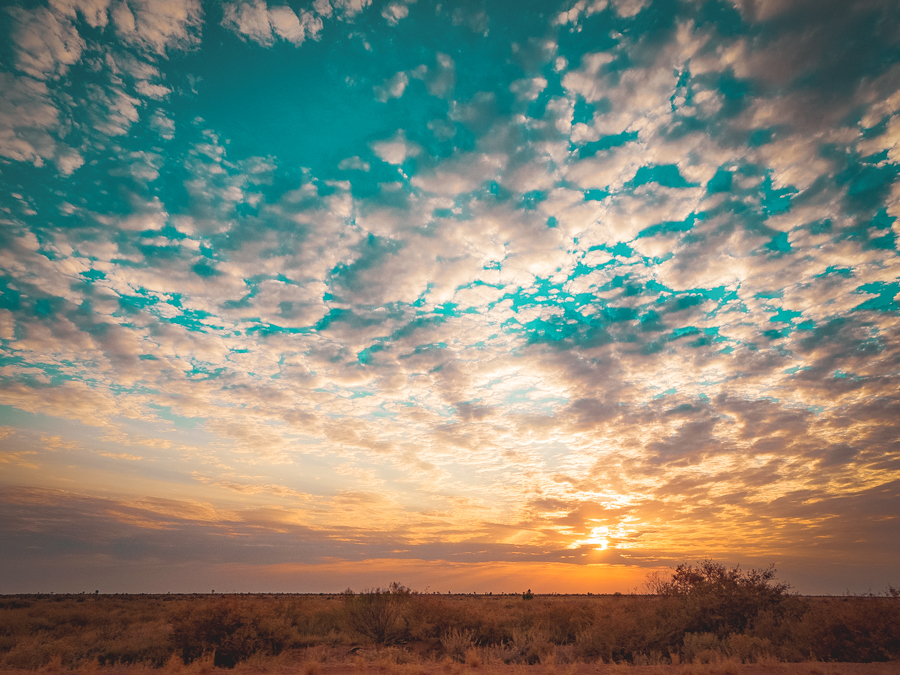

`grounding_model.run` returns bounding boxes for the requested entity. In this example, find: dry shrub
[0,594,174,669]
[631,650,666,665]
[343,584,412,644]
[170,597,294,668]
[441,628,474,662]
[724,633,772,663]
[786,596,900,662]
[683,632,722,664]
